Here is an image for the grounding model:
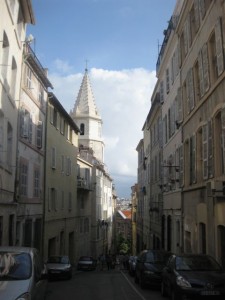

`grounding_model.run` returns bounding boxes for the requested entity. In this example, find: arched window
[80,123,85,135]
